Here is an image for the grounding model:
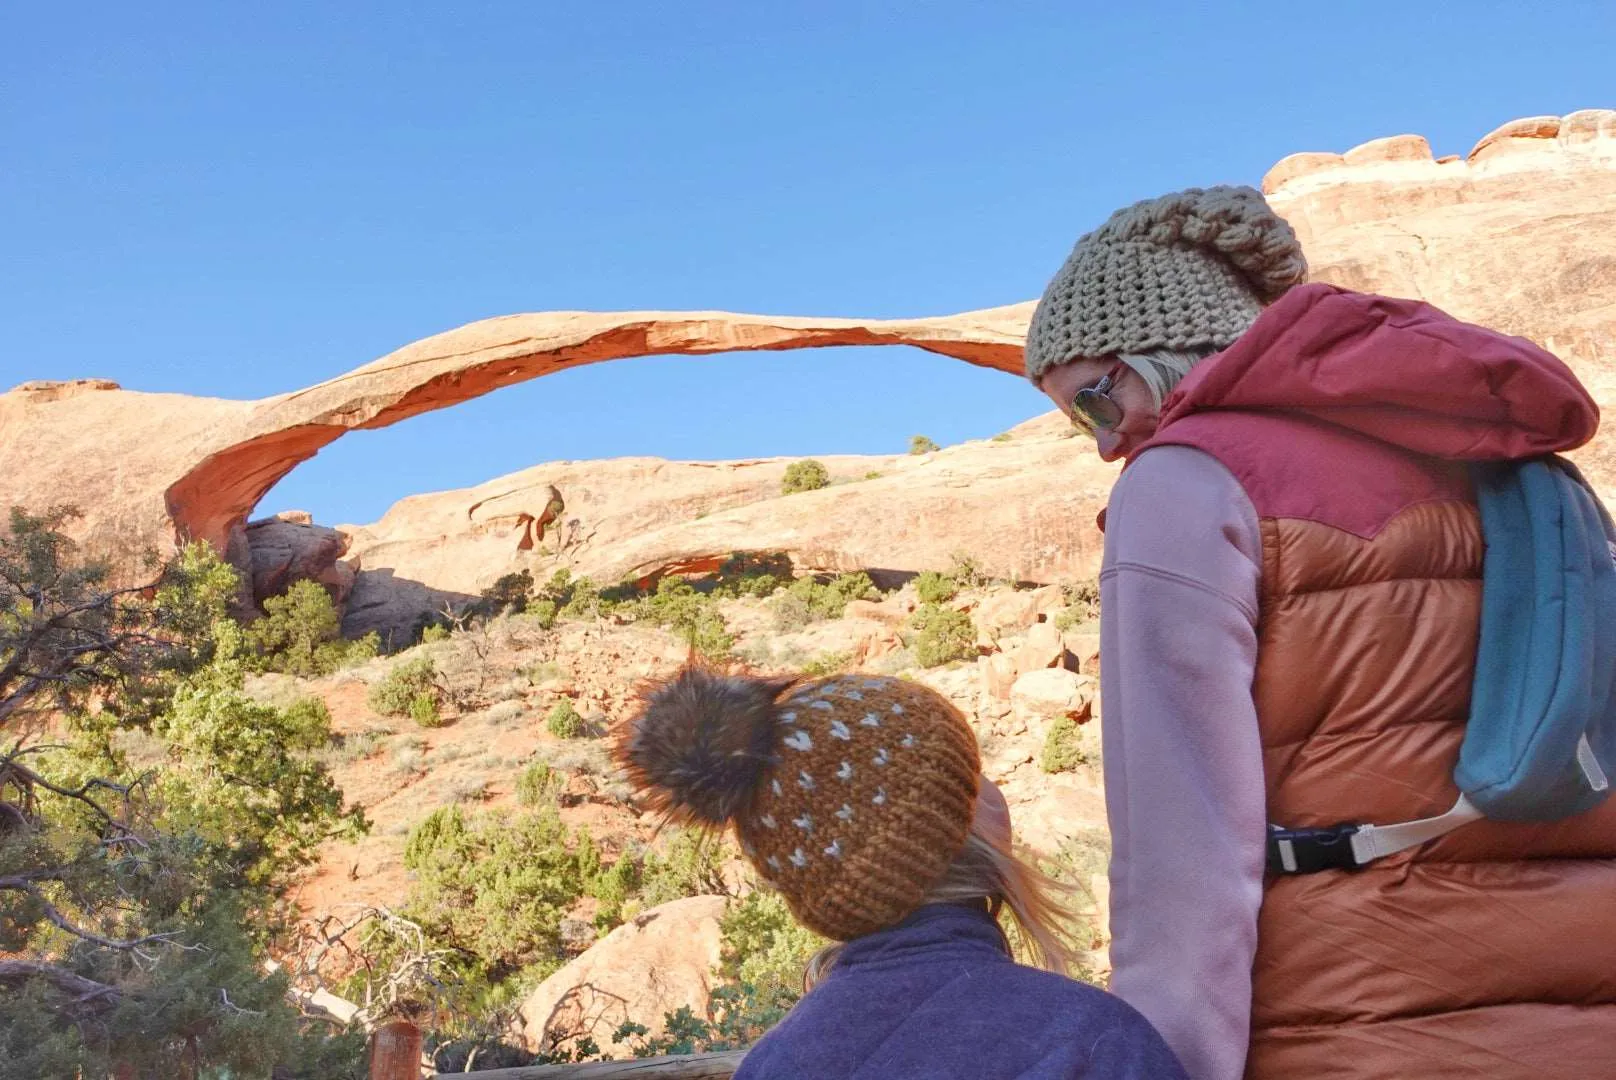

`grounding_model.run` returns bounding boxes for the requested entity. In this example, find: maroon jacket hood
[1144,283,1598,463]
